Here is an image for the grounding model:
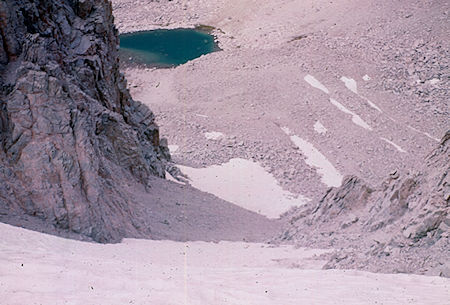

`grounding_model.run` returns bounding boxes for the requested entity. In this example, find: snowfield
[179,158,310,218]
[1,223,449,305]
